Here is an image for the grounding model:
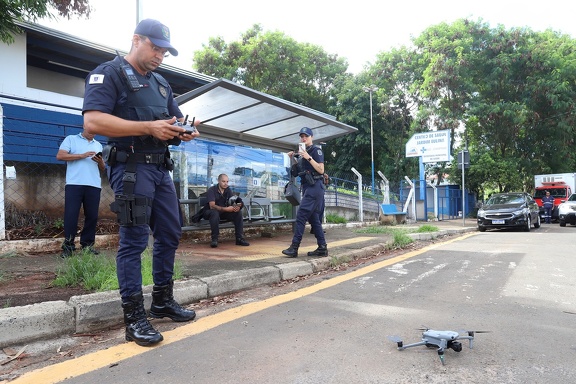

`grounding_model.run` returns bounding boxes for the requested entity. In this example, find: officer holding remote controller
[83,19,200,347]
